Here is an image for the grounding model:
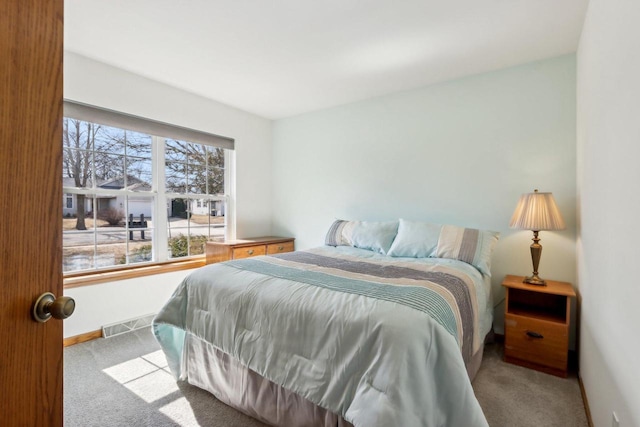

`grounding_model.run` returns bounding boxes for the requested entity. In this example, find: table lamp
[509,189,566,285]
